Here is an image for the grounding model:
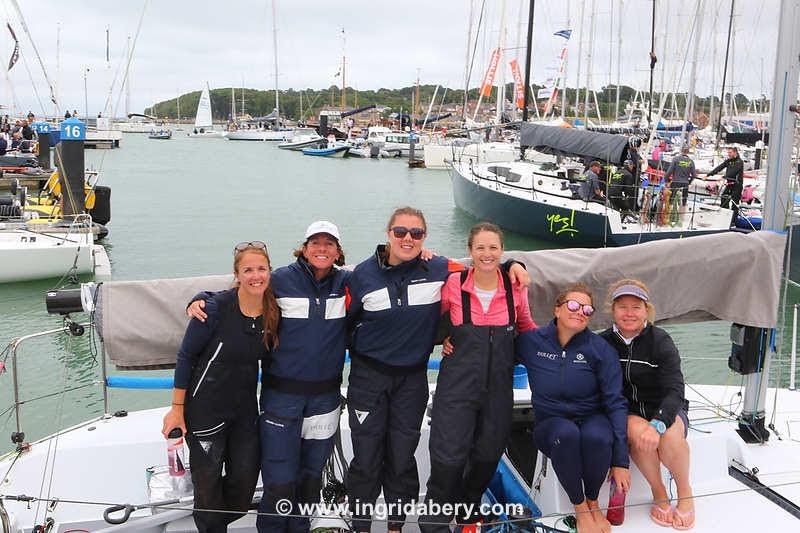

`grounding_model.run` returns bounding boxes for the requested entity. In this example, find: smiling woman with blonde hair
[600,279,694,530]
